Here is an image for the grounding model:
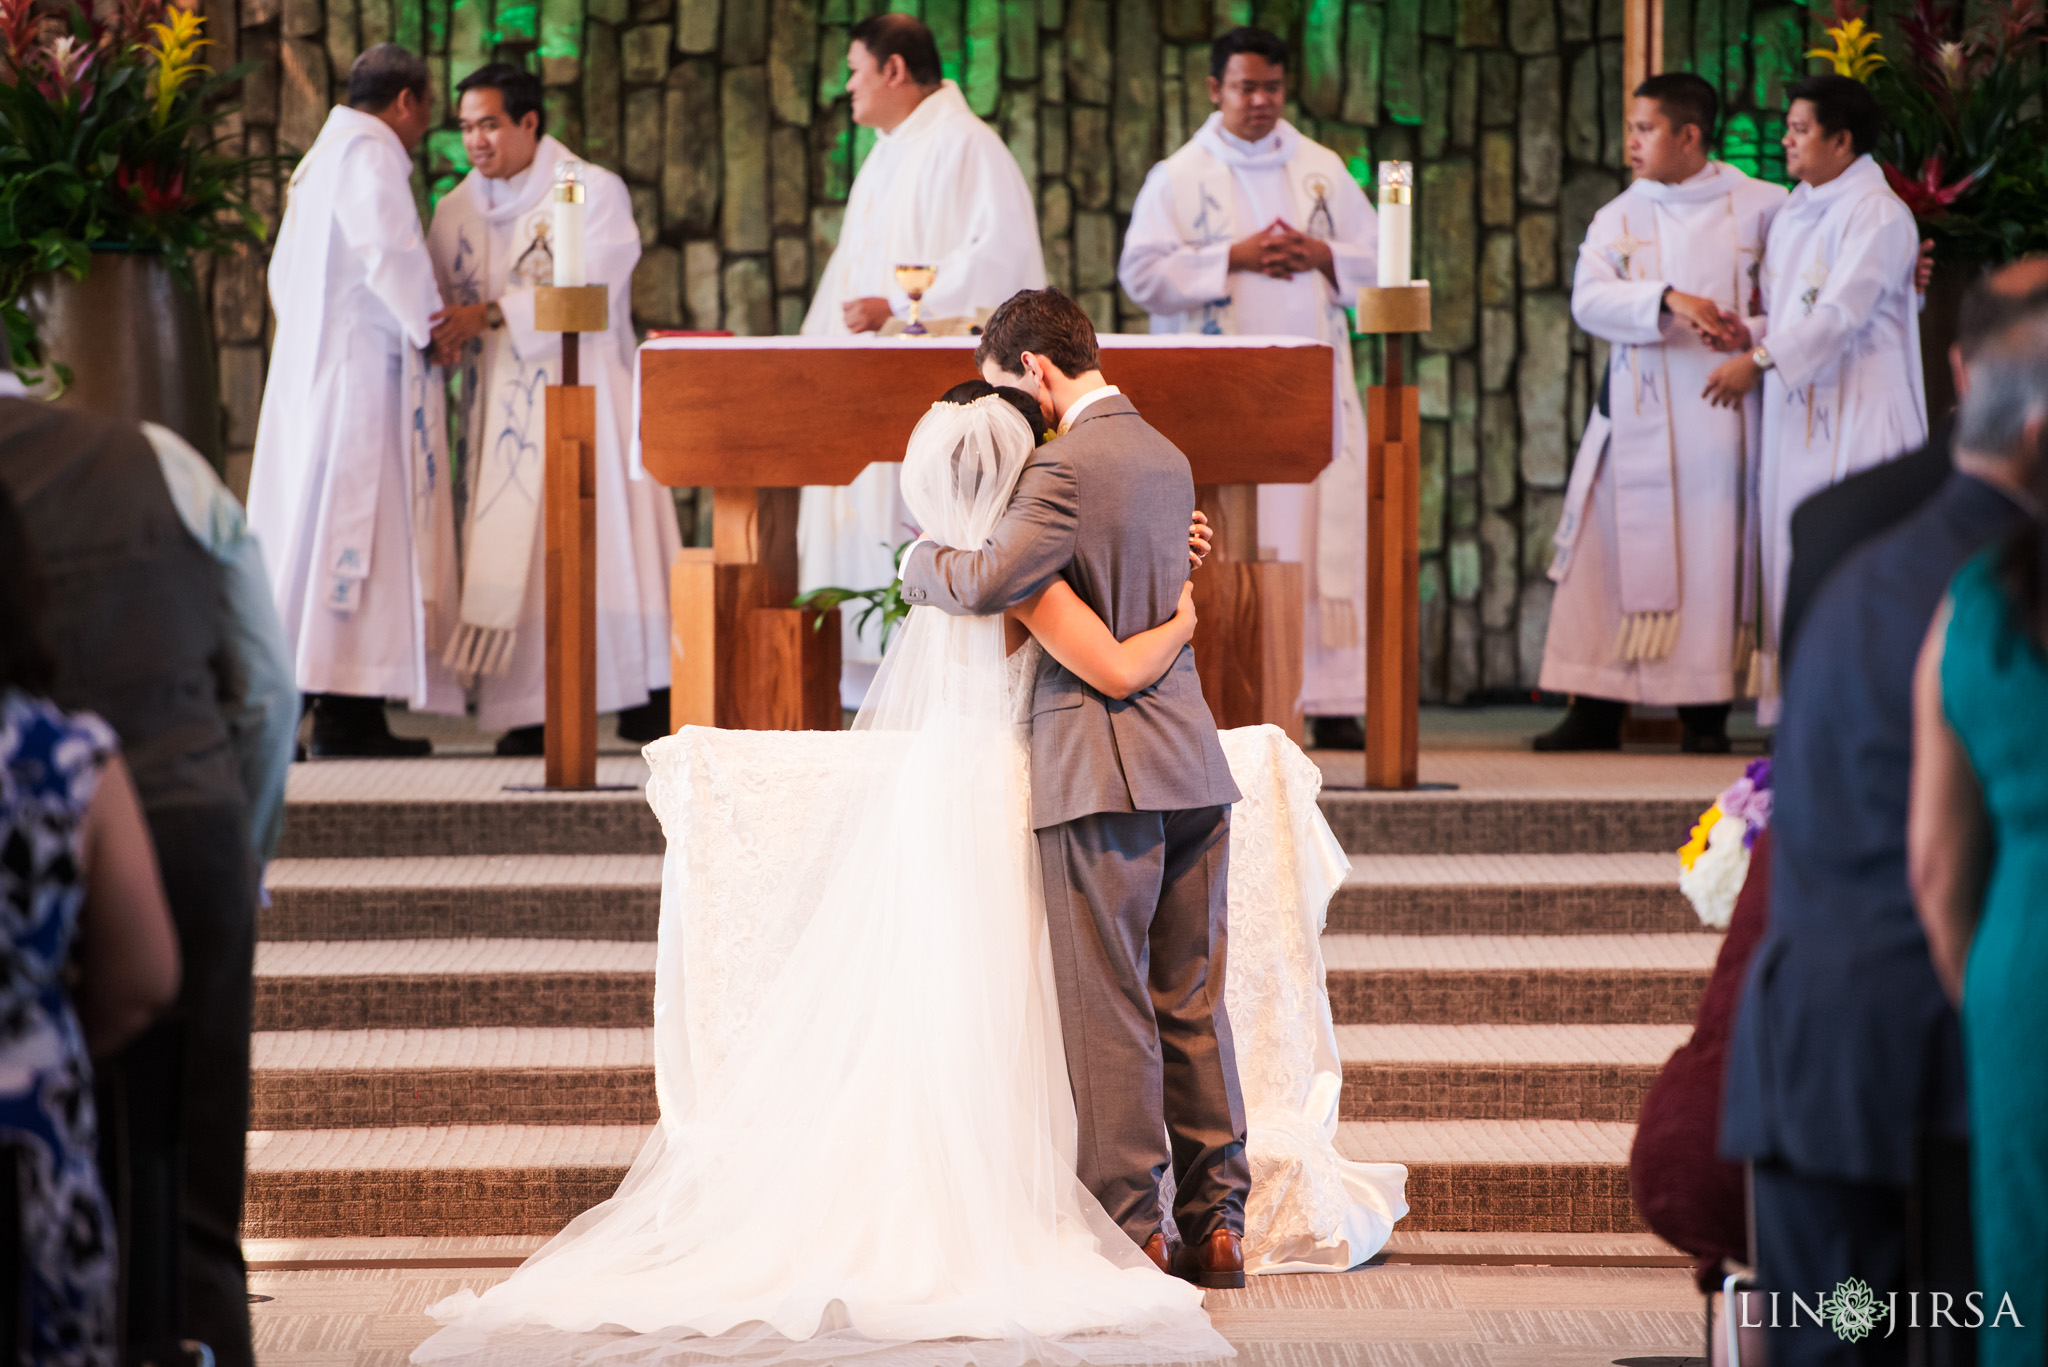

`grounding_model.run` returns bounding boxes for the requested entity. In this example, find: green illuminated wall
[201,0,1696,701]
